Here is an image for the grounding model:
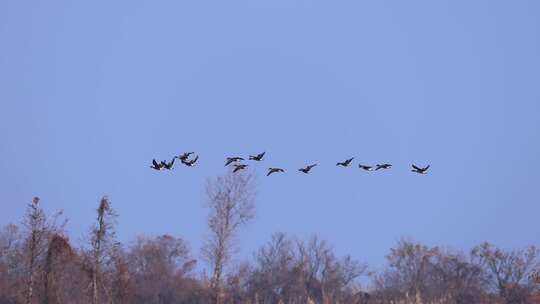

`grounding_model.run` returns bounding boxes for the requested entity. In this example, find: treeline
[1,171,539,304]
